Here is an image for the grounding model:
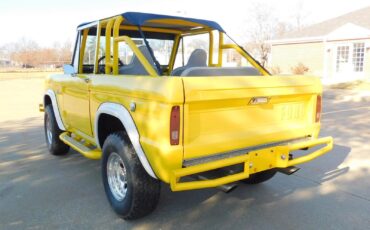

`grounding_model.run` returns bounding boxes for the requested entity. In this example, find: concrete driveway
[0,78,369,229]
